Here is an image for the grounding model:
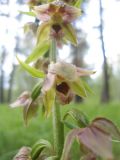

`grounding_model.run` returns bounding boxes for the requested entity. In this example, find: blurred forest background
[0,0,120,159]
